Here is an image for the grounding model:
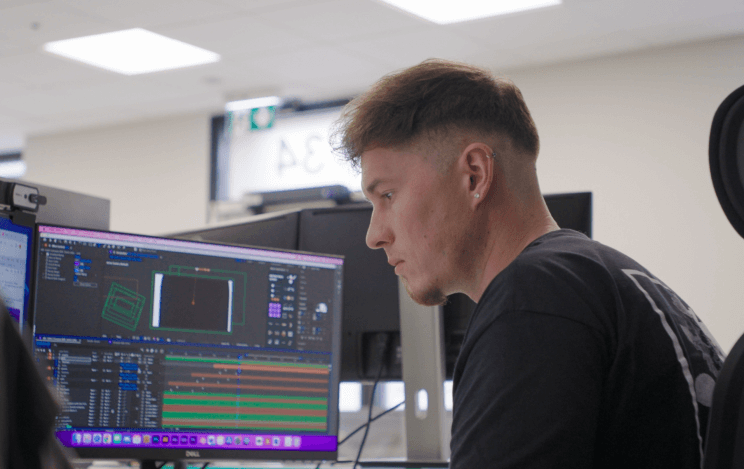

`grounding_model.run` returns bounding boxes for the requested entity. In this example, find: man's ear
[458,143,494,206]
